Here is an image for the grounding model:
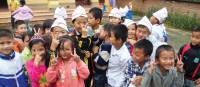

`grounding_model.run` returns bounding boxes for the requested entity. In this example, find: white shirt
[107,43,131,87]
[152,24,168,42]
[147,35,167,61]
